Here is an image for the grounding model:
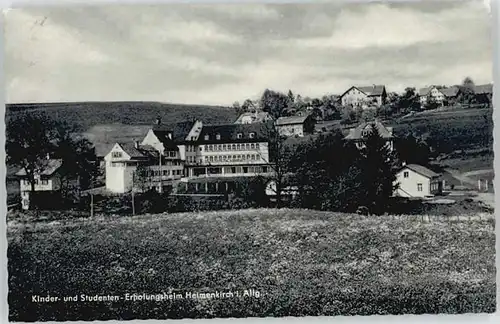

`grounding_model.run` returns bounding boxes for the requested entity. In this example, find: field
[391,108,493,152]
[7,209,495,321]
